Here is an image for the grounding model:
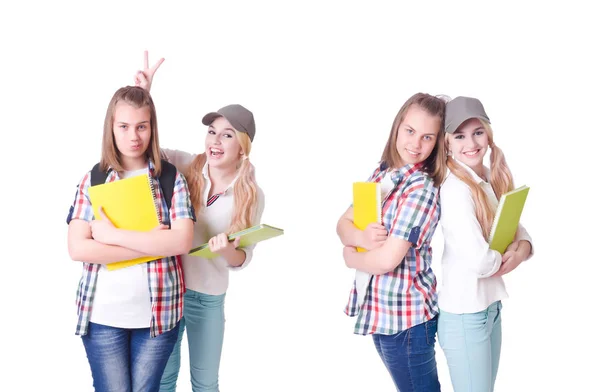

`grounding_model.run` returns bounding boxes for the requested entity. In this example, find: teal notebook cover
[488,185,530,253]
[188,224,284,259]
